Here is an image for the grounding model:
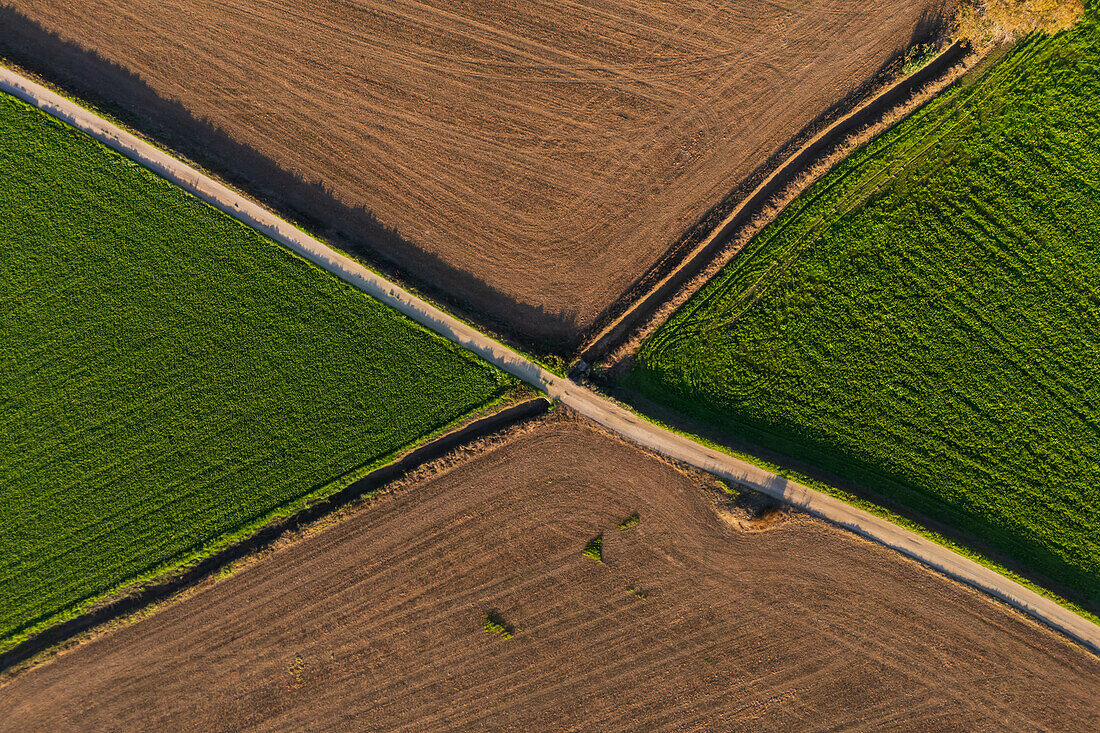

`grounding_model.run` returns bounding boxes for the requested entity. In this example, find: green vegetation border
[0,91,521,651]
